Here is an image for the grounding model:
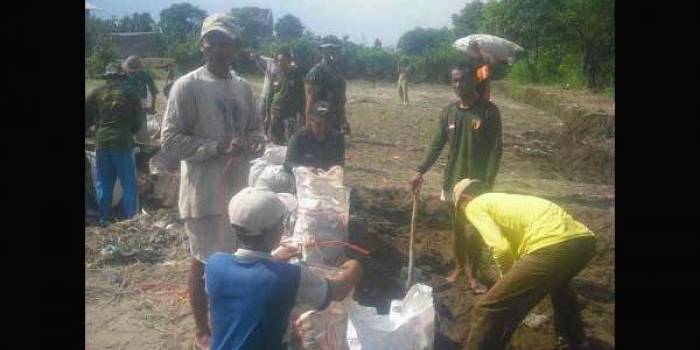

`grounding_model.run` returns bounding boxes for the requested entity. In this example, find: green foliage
[230,7,274,49]
[86,39,119,78]
[275,14,304,42]
[397,27,455,55]
[452,0,484,37]
[115,12,156,32]
[167,37,203,73]
[159,3,207,46]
